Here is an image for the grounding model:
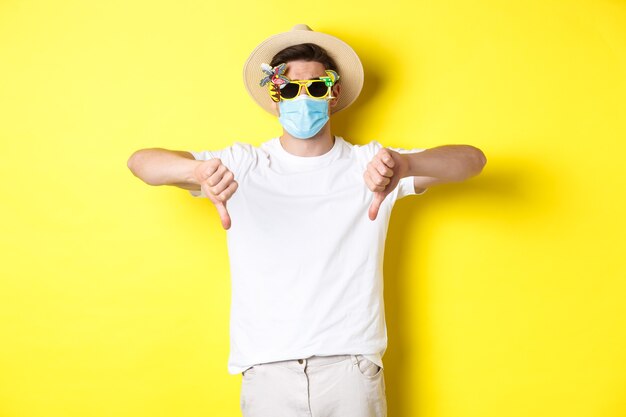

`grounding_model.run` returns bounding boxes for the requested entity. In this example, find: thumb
[368,192,386,221]
[215,201,232,230]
